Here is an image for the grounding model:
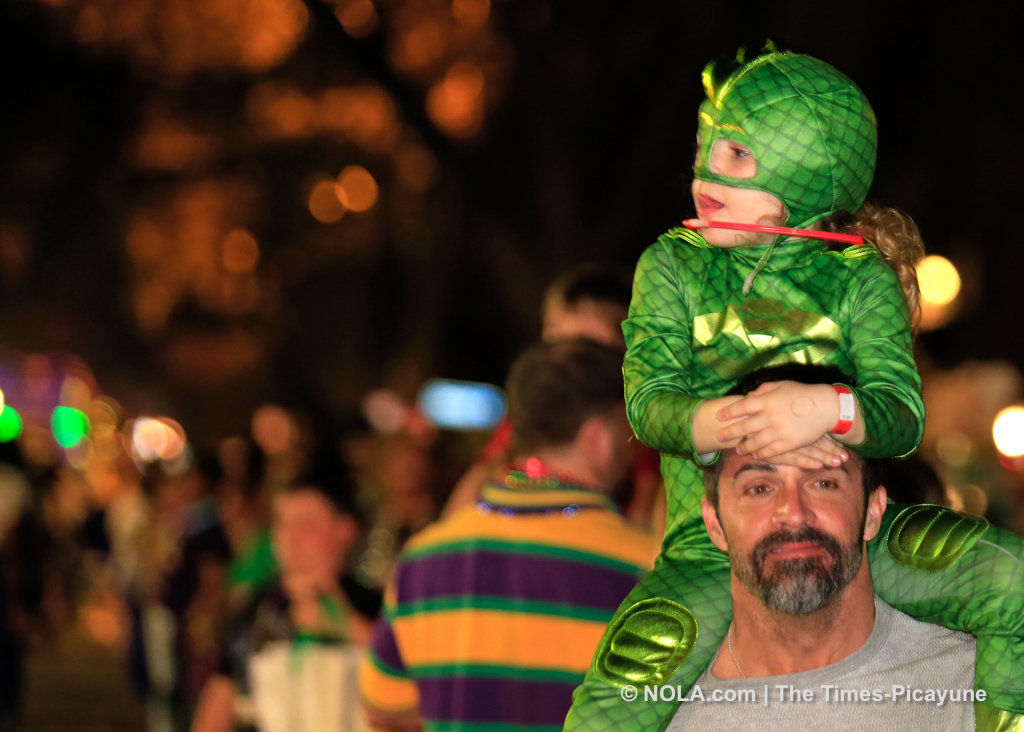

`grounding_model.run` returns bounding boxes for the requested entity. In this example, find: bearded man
[662,367,977,730]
